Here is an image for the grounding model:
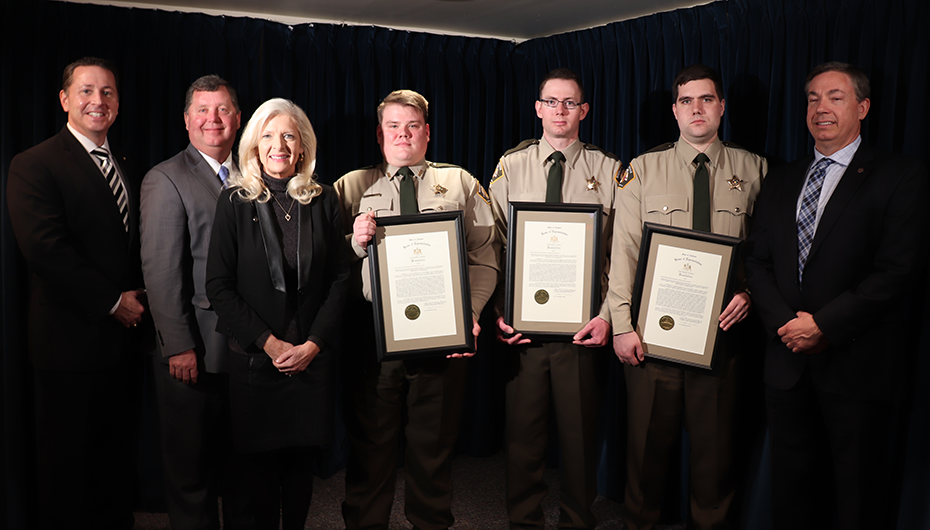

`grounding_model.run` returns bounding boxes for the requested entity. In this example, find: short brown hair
[377,90,429,124]
[672,64,724,102]
[62,57,119,93]
[538,68,585,103]
[184,74,240,114]
[805,62,870,102]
